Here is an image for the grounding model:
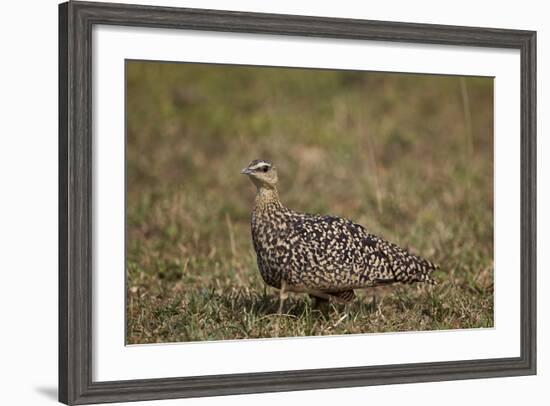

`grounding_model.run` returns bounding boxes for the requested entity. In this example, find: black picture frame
[59,1,537,404]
